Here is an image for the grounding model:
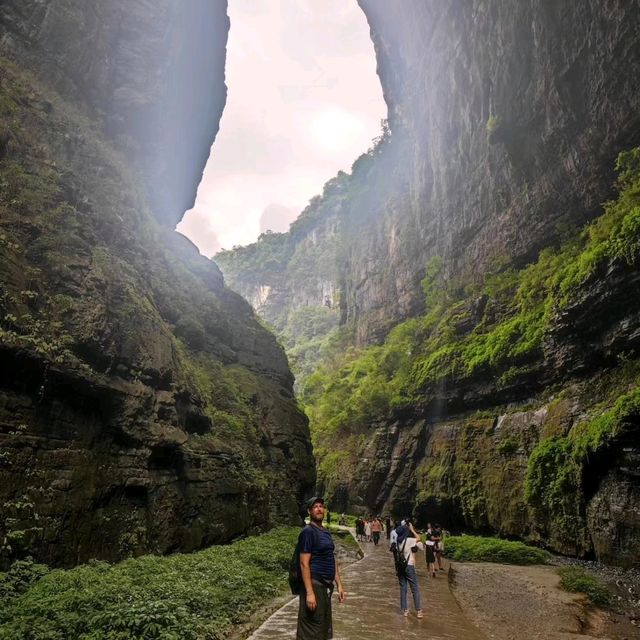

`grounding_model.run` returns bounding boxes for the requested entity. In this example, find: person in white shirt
[364,519,372,542]
[395,521,424,618]
[390,525,398,547]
